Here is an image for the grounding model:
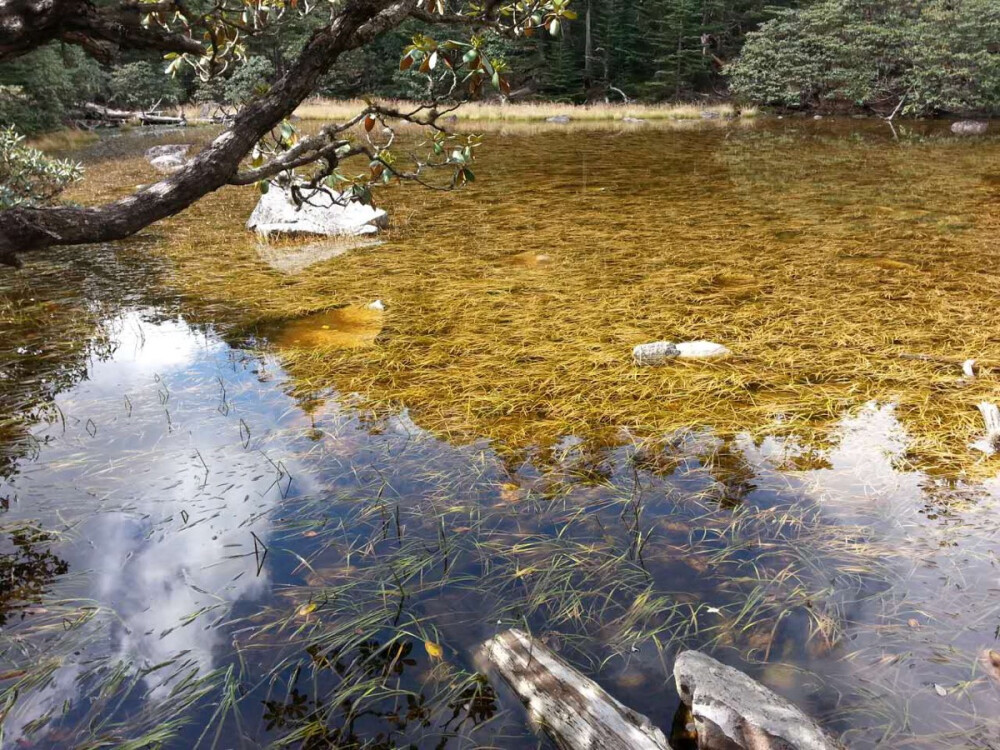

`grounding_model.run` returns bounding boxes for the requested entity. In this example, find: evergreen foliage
[729,0,1000,115]
[108,61,183,110]
[0,45,103,134]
